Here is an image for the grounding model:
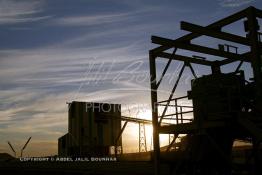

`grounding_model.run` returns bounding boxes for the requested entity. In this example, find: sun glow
[137,110,170,150]
[122,108,173,153]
